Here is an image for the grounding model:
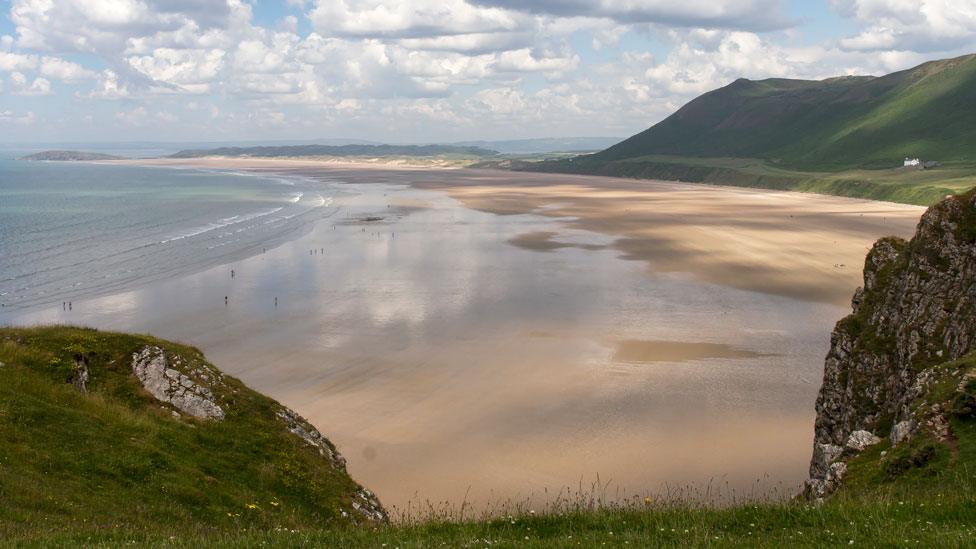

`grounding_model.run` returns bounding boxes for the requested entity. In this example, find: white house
[904,157,921,167]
